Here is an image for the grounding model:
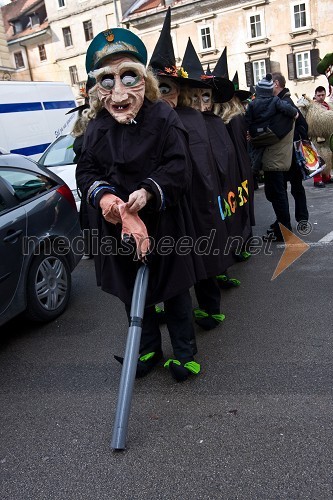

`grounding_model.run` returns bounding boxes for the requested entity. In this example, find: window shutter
[265,58,271,74]
[287,53,296,80]
[310,48,320,77]
[245,62,254,87]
